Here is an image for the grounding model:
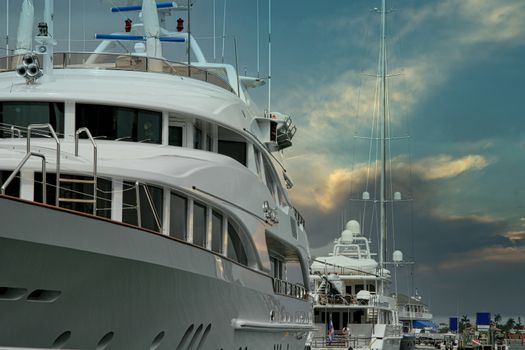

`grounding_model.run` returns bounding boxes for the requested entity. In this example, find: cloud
[411,154,489,181]
[504,230,525,242]
[289,154,489,212]
[439,245,525,270]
